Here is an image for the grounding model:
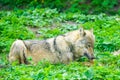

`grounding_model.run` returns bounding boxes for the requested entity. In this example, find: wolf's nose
[91,57,96,60]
